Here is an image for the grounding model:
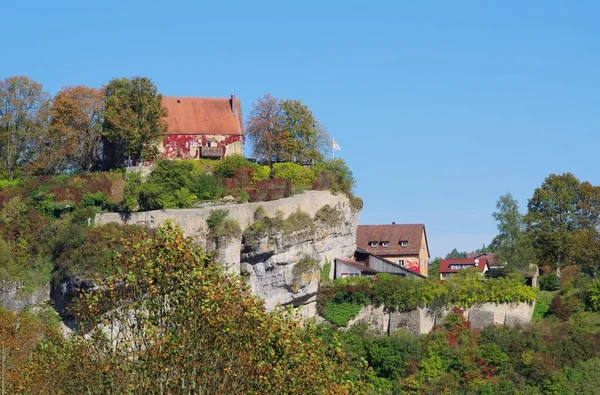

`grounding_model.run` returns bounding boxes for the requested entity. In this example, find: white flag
[332,139,341,151]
